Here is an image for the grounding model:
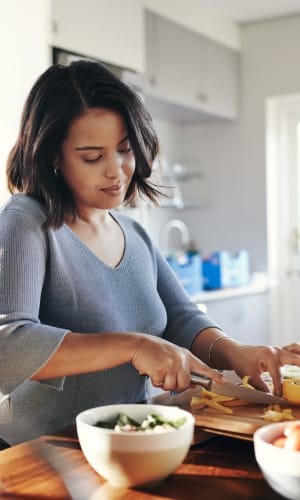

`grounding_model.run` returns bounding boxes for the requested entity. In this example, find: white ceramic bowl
[76,403,195,488]
[254,421,300,499]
